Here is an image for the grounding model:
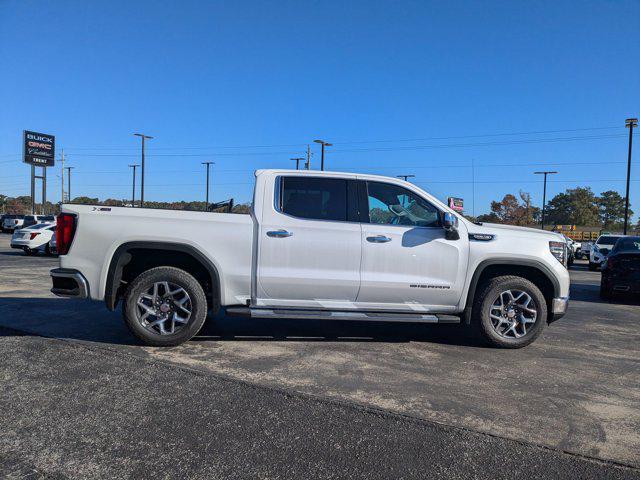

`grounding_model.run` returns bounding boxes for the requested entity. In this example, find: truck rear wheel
[472,275,547,349]
[122,266,208,347]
